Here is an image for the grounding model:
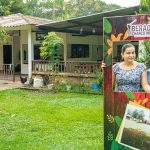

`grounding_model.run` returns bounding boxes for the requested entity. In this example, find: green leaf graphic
[104,18,112,33]
[104,44,109,55]
[105,54,112,66]
[107,131,113,141]
[114,116,122,127]
[125,92,134,100]
[111,140,130,150]
[107,114,114,123]
[111,140,119,150]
